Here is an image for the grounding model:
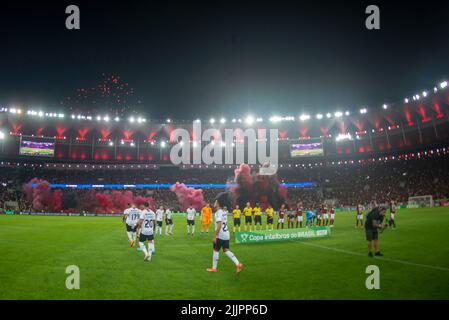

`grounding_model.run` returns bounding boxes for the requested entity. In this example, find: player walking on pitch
[296,202,303,228]
[277,204,286,229]
[165,207,174,235]
[124,203,141,247]
[329,205,336,227]
[389,200,397,229]
[136,202,156,262]
[186,205,196,236]
[207,192,243,273]
[155,205,164,236]
[201,203,212,235]
[356,203,364,228]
